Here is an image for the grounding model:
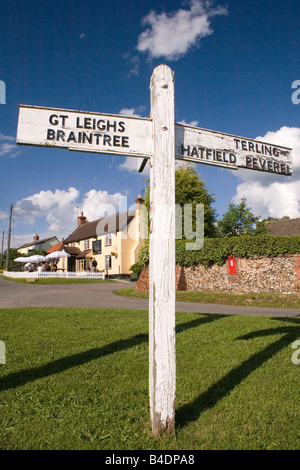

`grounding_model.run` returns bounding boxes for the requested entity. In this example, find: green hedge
[138,235,300,268]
